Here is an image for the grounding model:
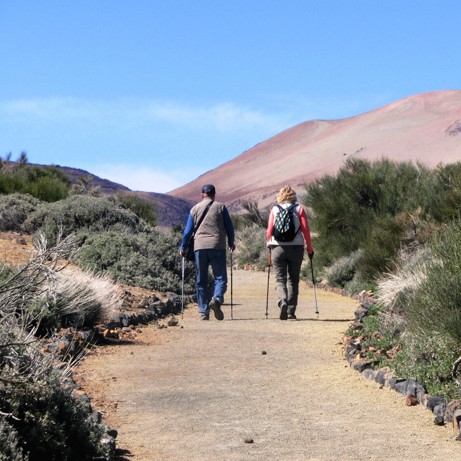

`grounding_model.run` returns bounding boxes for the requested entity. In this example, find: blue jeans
[195,249,228,314]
